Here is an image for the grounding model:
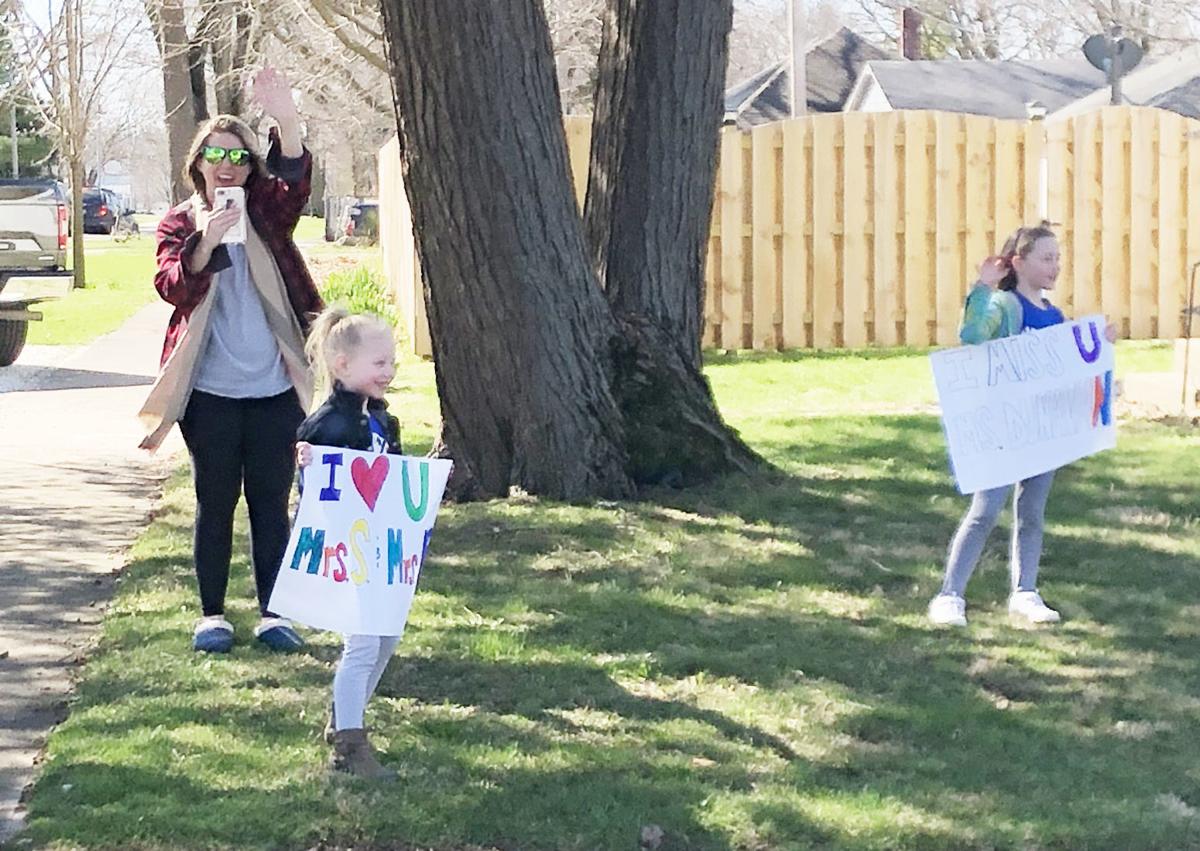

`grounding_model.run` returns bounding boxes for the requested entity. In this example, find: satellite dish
[1116,39,1144,73]
[1083,34,1144,74]
[1083,35,1109,70]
